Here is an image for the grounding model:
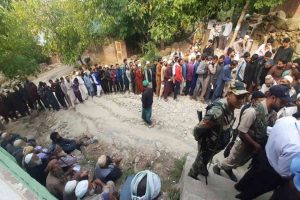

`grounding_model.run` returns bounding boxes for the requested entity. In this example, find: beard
[271,105,282,112]
[30,158,42,167]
